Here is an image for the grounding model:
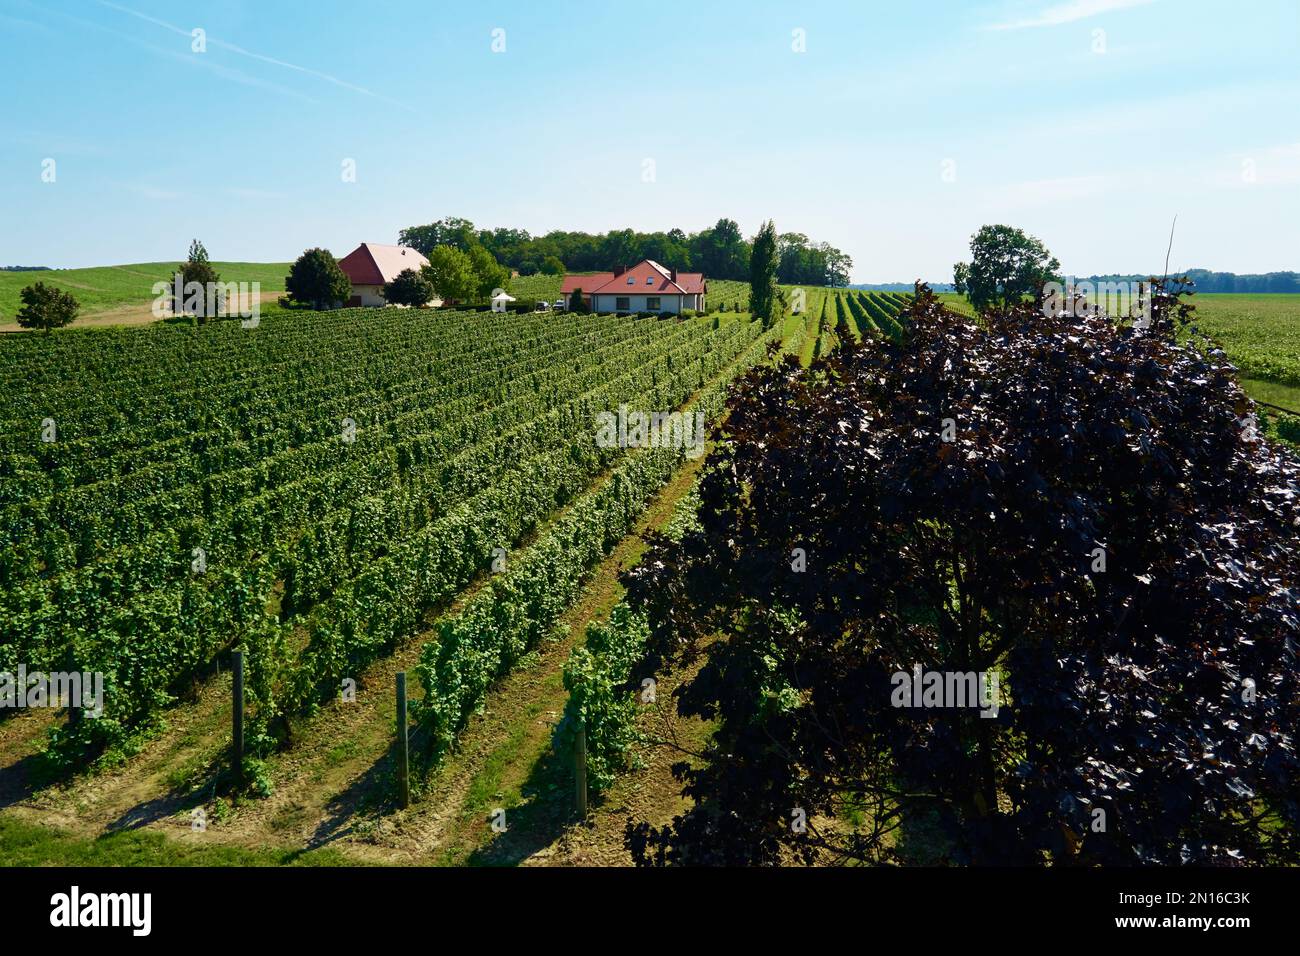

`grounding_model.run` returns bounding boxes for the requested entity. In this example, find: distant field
[0,262,290,327]
[939,292,1297,371]
[507,273,563,301]
[936,288,1300,427]
[1191,294,1300,389]
[938,292,976,317]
